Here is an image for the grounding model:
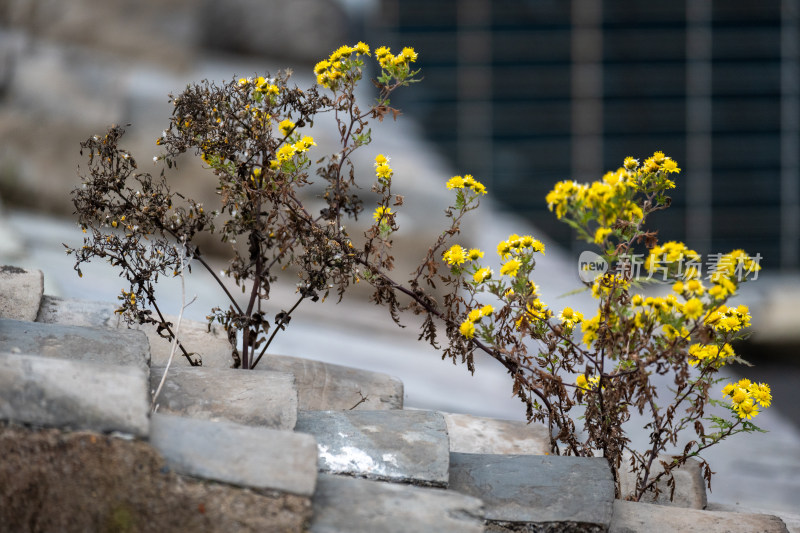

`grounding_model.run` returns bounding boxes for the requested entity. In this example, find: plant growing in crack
[68,43,771,502]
